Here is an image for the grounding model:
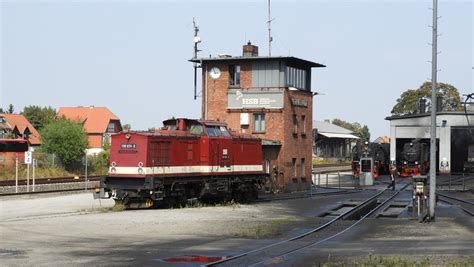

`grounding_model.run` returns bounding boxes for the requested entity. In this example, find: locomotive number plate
[121,144,136,149]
